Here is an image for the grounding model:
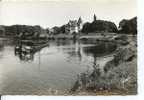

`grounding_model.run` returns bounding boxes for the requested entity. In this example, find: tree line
[0,16,137,39]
